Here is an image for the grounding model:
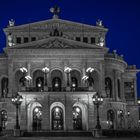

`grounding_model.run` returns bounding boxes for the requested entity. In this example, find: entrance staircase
[22,131,93,137]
